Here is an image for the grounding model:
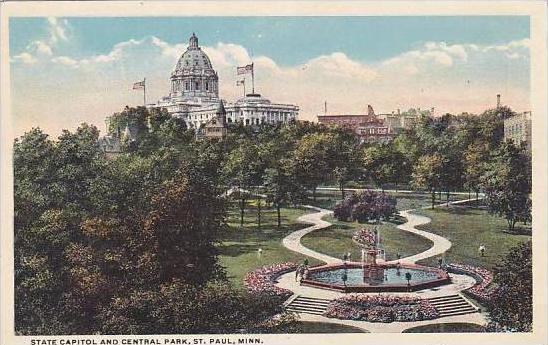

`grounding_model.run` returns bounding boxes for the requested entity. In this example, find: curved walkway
[278,196,486,332]
[387,209,451,264]
[282,206,338,264]
[282,197,480,265]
